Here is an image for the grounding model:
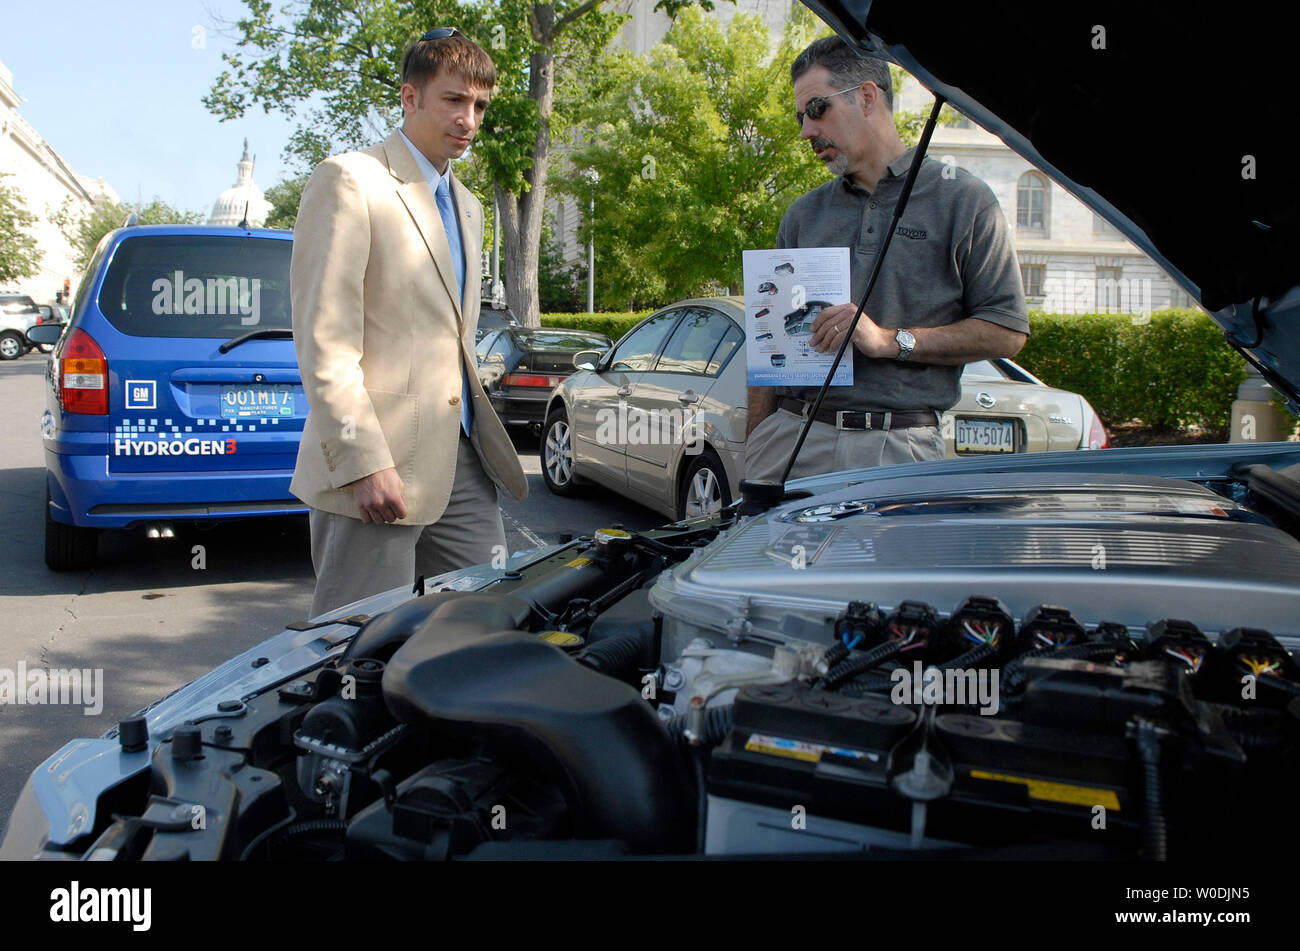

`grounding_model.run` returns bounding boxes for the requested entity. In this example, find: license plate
[220,384,295,419]
[956,417,1016,453]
